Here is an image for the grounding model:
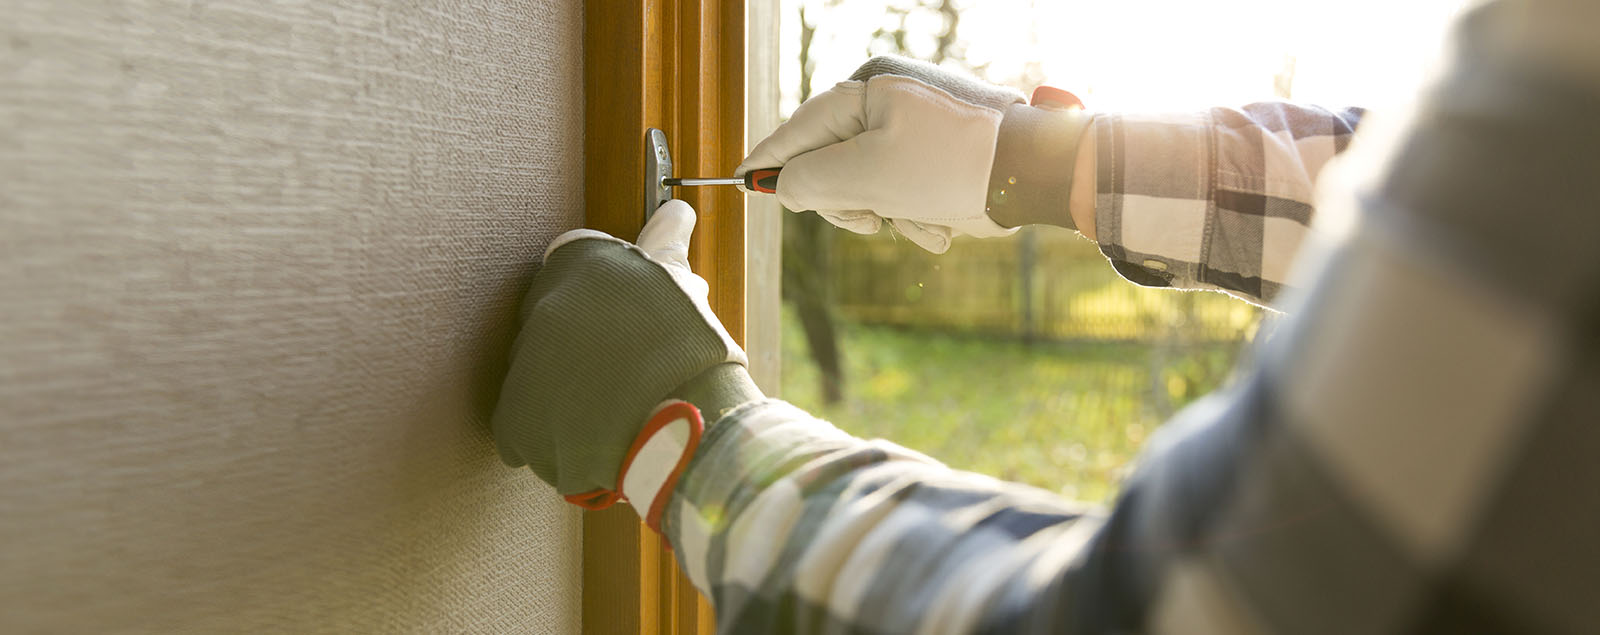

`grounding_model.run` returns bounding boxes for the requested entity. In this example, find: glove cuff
[666,362,765,424]
[616,400,706,533]
[562,364,762,531]
[985,104,1095,231]
[563,399,708,532]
